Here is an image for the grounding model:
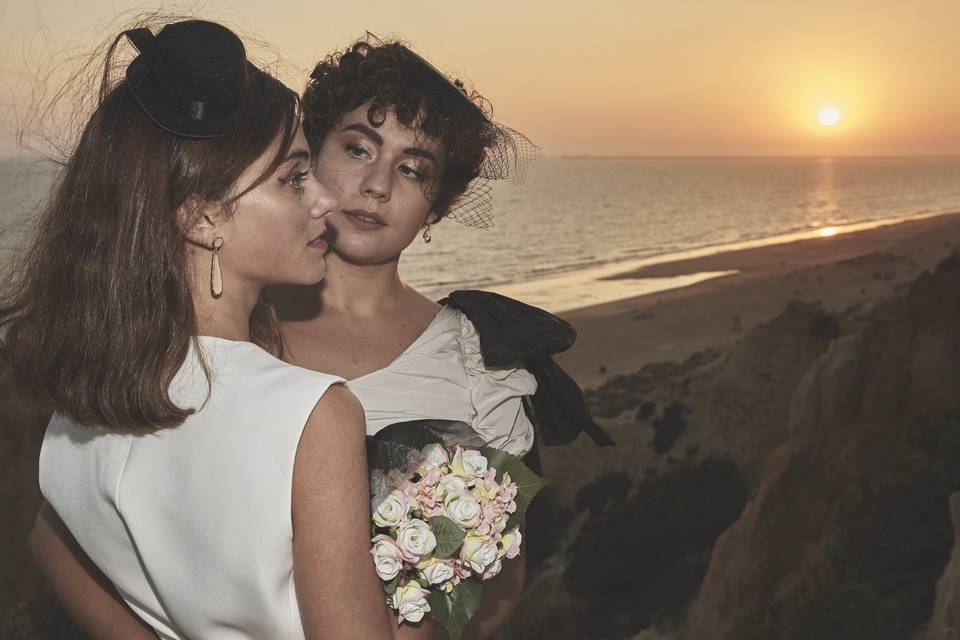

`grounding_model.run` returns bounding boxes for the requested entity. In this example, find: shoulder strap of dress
[440,290,614,448]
